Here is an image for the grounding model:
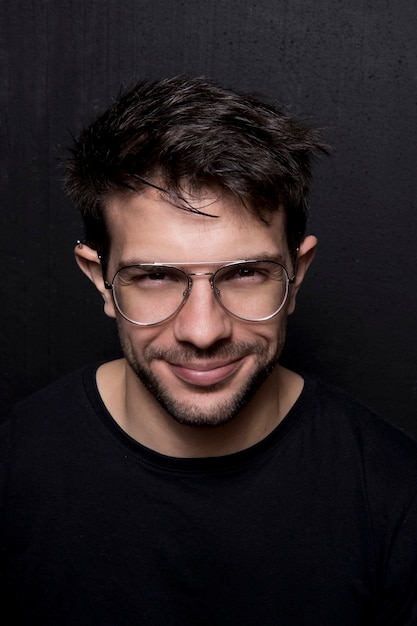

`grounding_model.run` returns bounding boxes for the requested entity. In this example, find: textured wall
[1,0,416,435]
